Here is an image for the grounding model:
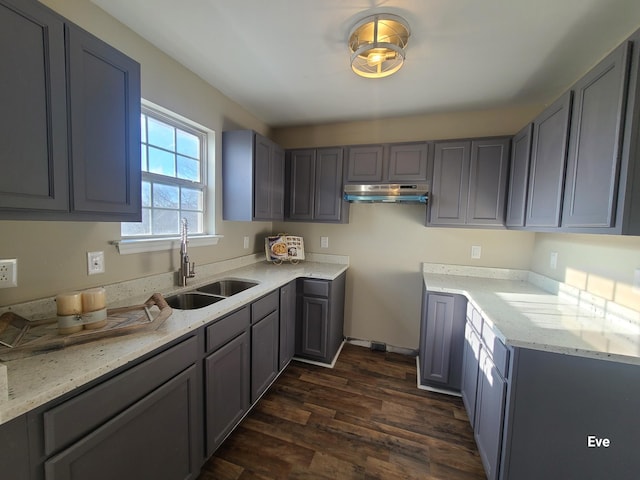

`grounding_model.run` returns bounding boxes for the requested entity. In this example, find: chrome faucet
[178,218,195,286]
